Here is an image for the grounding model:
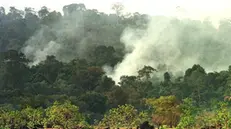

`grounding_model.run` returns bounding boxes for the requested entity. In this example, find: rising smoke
[22,6,122,66]
[21,2,231,84]
[22,11,86,65]
[104,5,231,84]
